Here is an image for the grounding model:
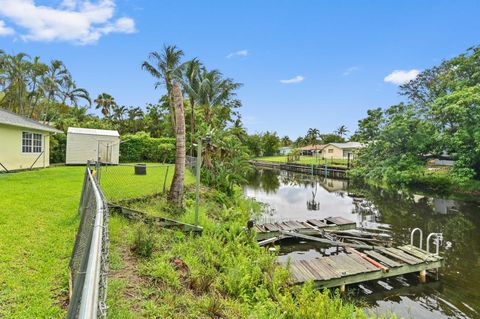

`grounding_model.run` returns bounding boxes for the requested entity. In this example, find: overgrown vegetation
[107,186,376,318]
[350,46,480,193]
